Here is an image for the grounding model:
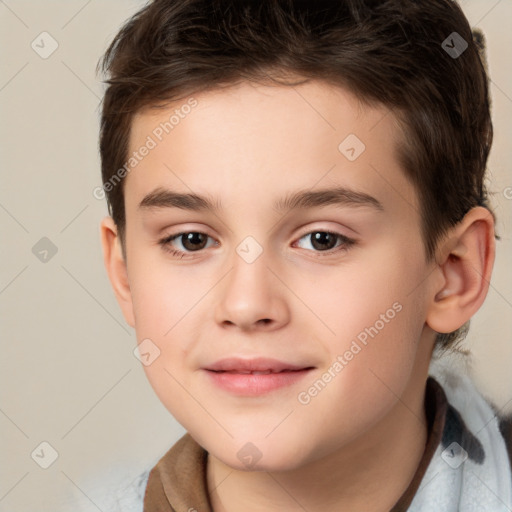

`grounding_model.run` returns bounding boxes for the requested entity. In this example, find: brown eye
[179,232,209,251]
[309,232,338,251]
[159,231,217,258]
[295,230,356,256]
